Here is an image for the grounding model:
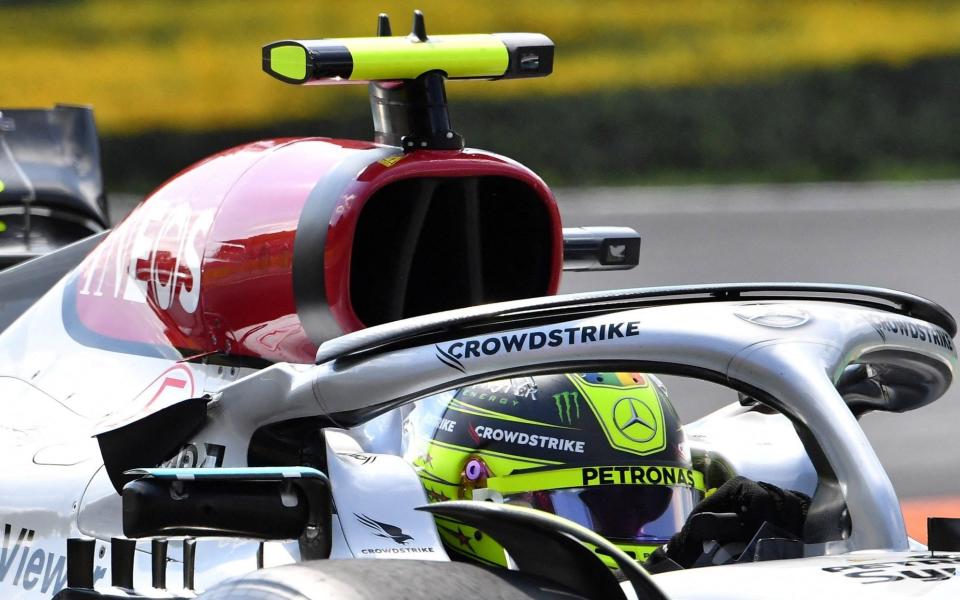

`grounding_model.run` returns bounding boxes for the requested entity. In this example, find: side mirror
[122,467,330,550]
[562,226,641,271]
